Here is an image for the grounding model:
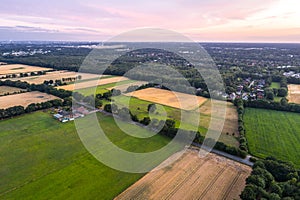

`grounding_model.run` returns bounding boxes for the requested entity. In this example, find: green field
[270,82,280,89]
[244,108,300,167]
[0,111,175,199]
[77,79,136,96]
